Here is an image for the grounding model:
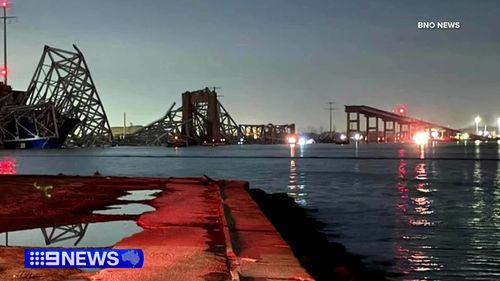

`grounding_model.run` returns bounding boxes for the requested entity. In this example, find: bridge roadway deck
[345,105,461,133]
